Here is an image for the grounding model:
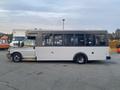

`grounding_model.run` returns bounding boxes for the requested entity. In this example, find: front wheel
[12,53,22,62]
